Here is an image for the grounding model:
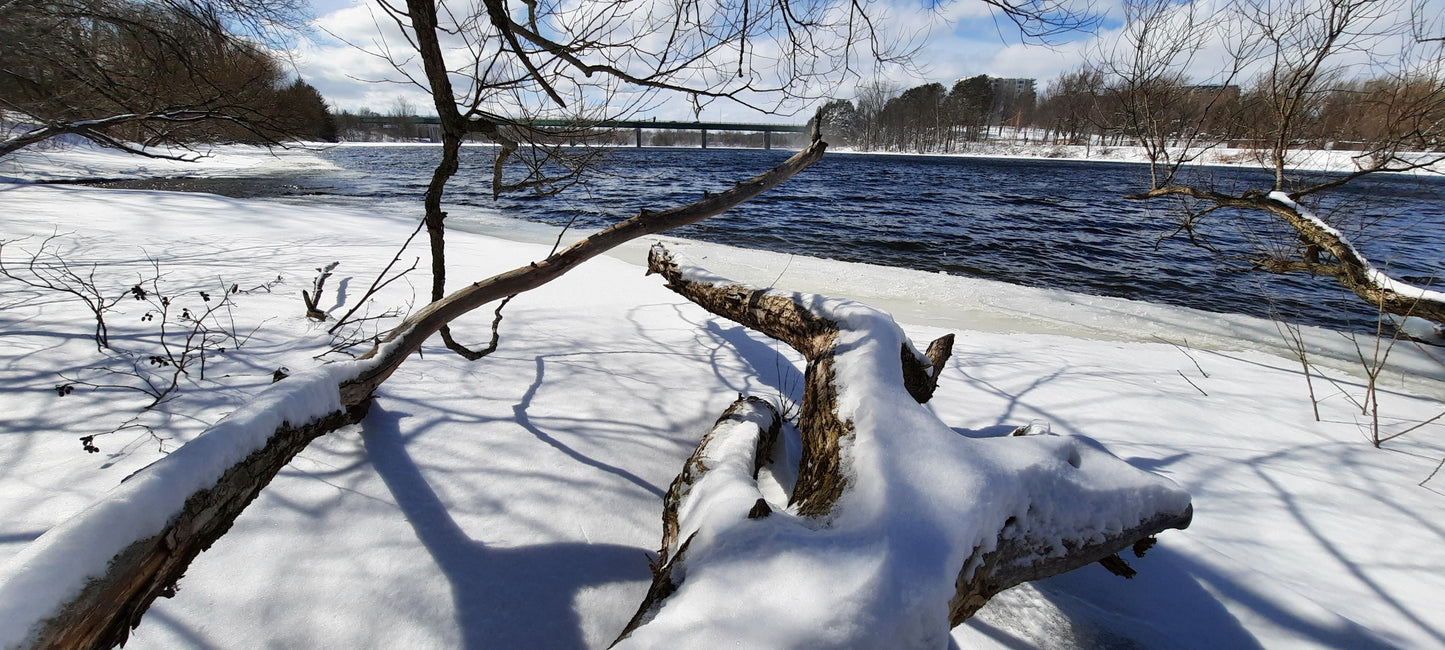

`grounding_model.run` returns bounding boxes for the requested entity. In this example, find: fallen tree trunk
[615,246,1194,646]
[0,129,828,650]
[15,403,371,649]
